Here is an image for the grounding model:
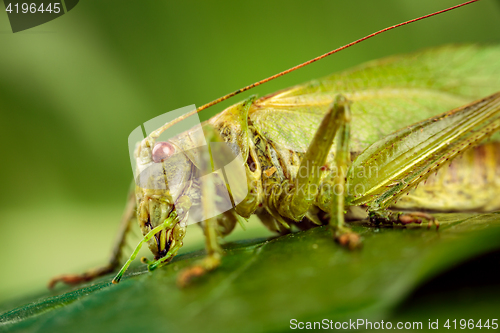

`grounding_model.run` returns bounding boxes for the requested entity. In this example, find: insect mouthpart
[142,199,173,255]
[156,239,172,258]
[140,192,190,260]
[112,201,186,284]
